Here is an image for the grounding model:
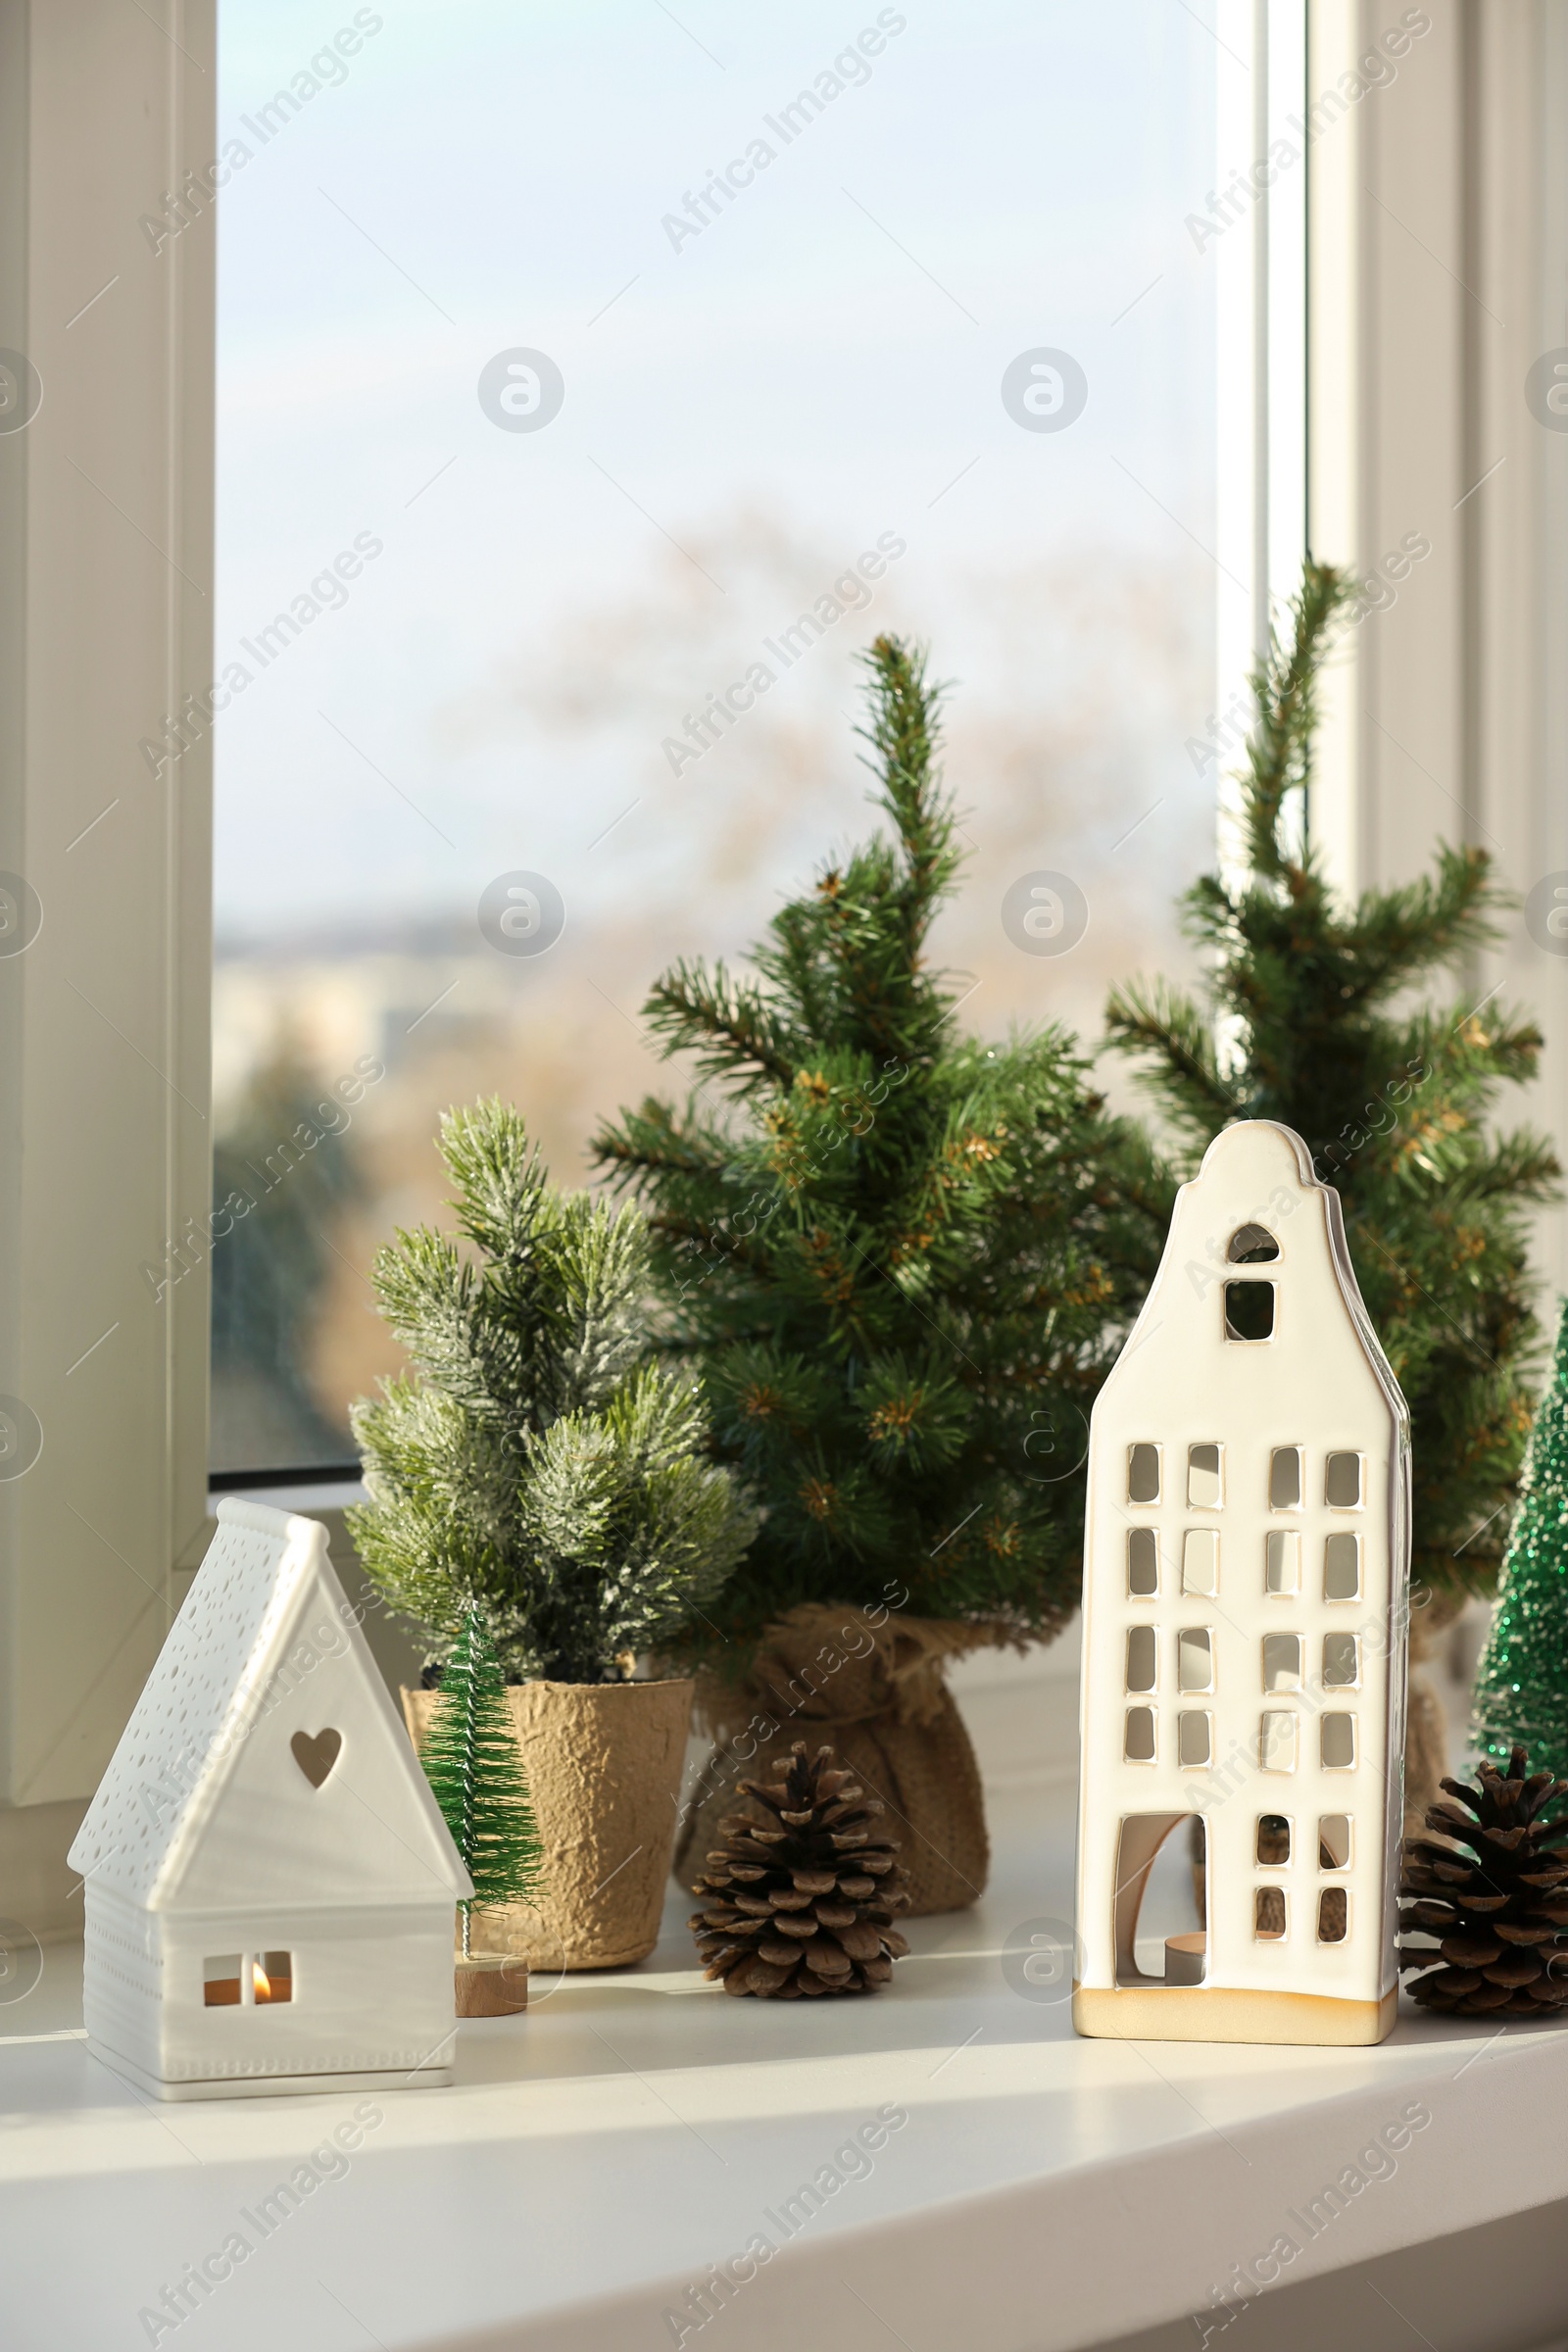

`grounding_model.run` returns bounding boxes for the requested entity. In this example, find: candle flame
[251,1959,270,2002]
